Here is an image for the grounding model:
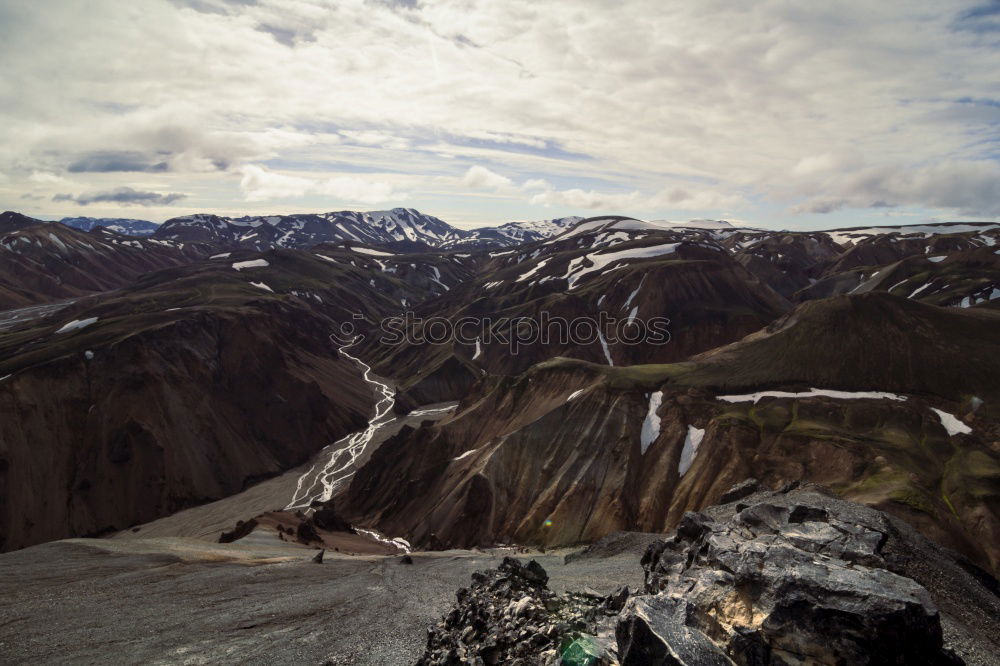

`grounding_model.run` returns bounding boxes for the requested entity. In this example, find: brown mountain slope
[338,294,1000,573]
[0,220,207,309]
[0,247,456,552]
[363,238,790,405]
